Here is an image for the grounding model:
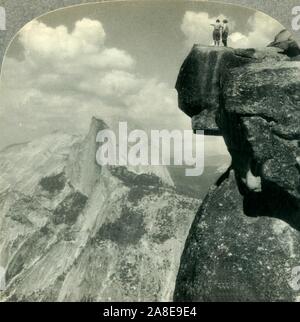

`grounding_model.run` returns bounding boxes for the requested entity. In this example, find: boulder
[174,42,300,301]
[174,171,300,302]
